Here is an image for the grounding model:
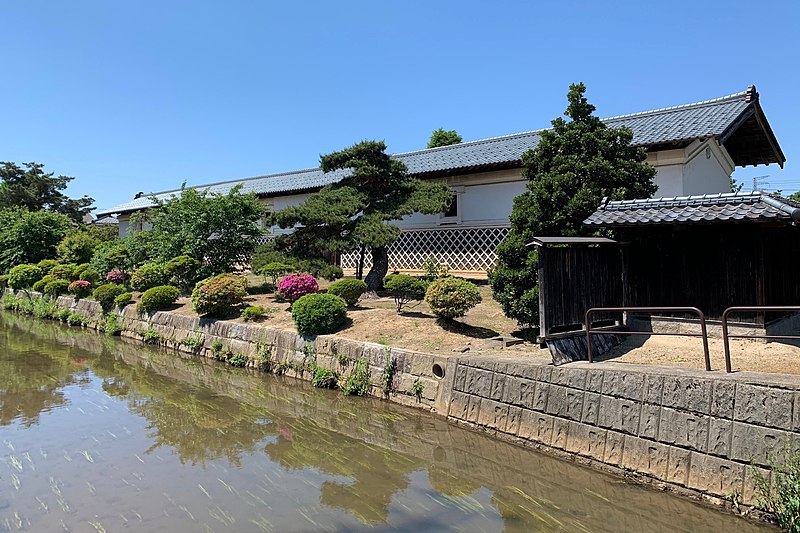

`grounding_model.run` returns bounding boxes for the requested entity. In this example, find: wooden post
[537,247,548,343]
